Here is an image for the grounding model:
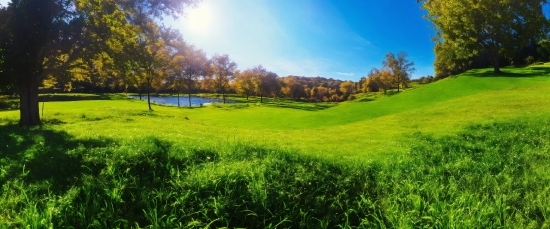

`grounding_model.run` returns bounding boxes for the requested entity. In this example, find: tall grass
[1,119,549,228]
